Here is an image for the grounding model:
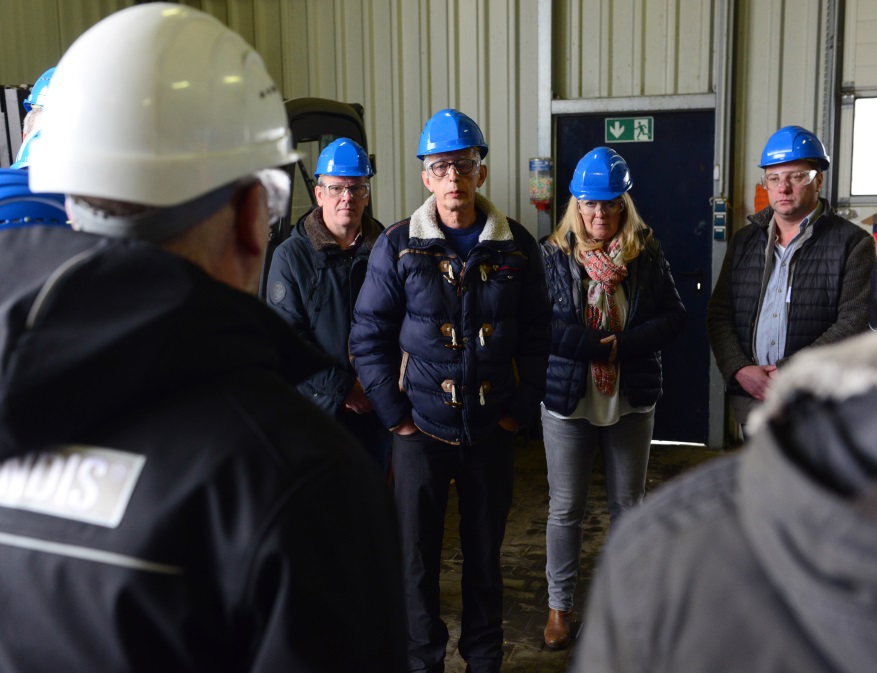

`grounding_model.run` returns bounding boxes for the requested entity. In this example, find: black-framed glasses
[578,199,624,214]
[319,183,370,199]
[426,158,480,178]
[761,169,818,190]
